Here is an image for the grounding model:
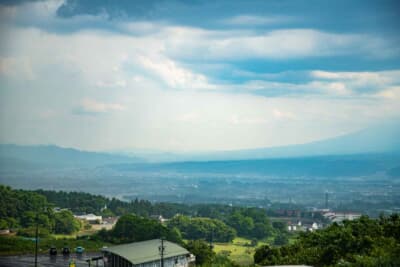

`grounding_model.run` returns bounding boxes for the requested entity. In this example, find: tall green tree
[185,240,215,265]
[54,210,80,234]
